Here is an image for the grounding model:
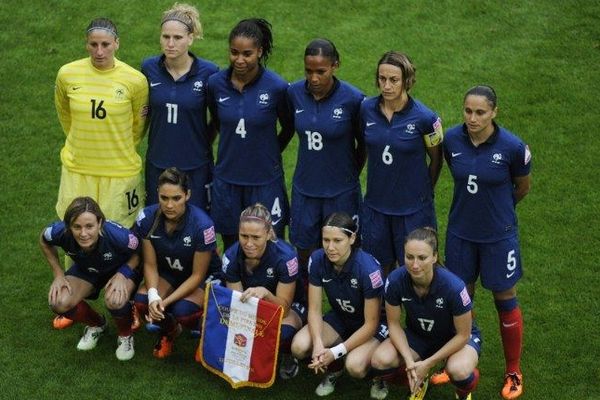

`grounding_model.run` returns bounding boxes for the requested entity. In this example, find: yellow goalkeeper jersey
[54,57,149,177]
